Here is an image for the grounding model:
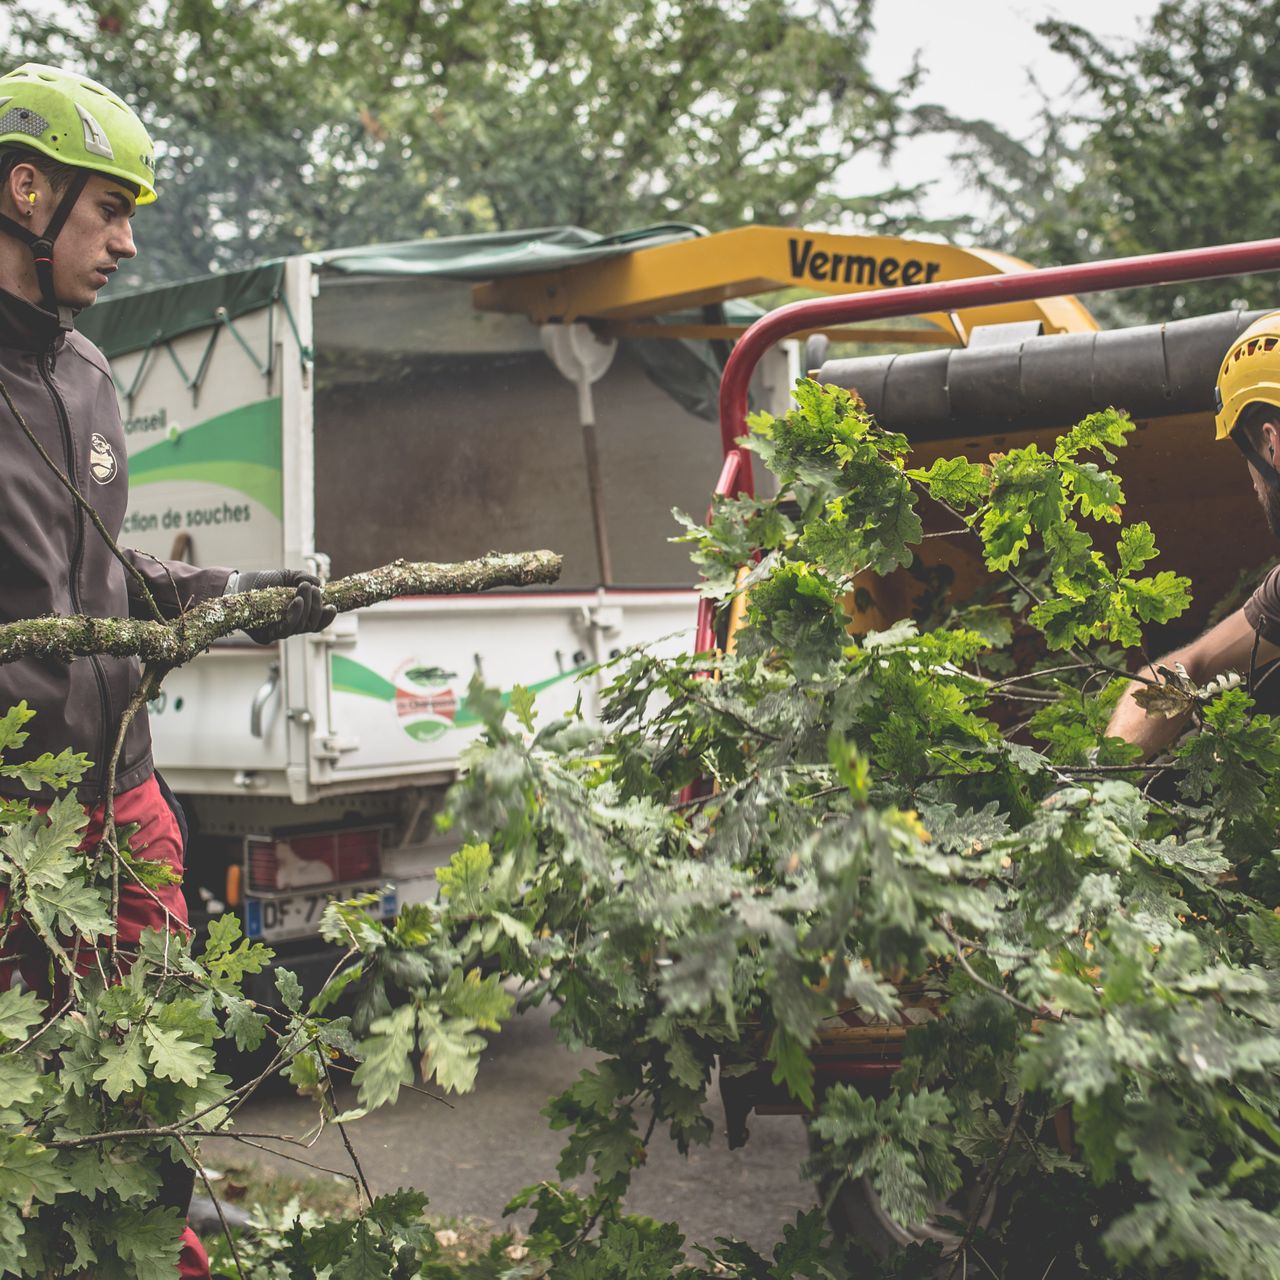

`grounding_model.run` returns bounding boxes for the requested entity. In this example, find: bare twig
[208,1131,332,1147]
[178,1133,247,1280]
[987,689,1059,704]
[937,913,1063,1024]
[943,1094,1027,1280]
[323,1058,374,1206]
[989,663,1093,688]
[218,1134,361,1184]
[1072,762,1184,775]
